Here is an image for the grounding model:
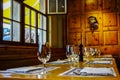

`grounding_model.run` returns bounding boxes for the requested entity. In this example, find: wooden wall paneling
[85,0,98,11]
[51,16,58,47]
[69,32,76,45]
[68,0,82,13]
[85,32,100,46]
[0,47,37,60]
[103,13,117,27]
[0,58,39,70]
[67,0,120,56]
[103,0,117,11]
[51,15,65,48]
[0,46,66,70]
[0,46,39,70]
[81,15,86,46]
[101,46,120,55]
[68,32,82,45]
[103,31,118,45]
[76,33,82,45]
[50,48,66,61]
[69,28,82,33]
[67,14,82,45]
[119,10,120,47]
[67,14,81,29]
[117,0,120,12]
